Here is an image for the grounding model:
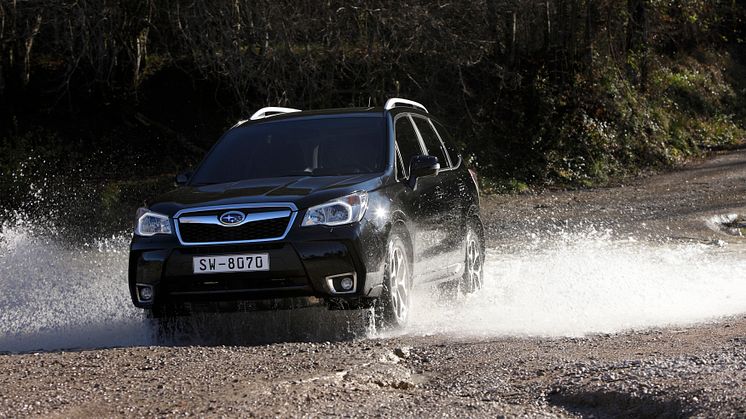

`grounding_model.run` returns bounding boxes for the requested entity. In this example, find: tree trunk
[506,8,517,67]
[627,0,648,90]
[544,1,551,54]
[22,14,42,86]
[584,0,595,76]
